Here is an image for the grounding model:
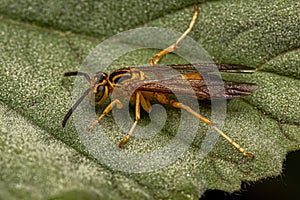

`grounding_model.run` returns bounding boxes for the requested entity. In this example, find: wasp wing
[134,63,256,75]
[135,75,257,100]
